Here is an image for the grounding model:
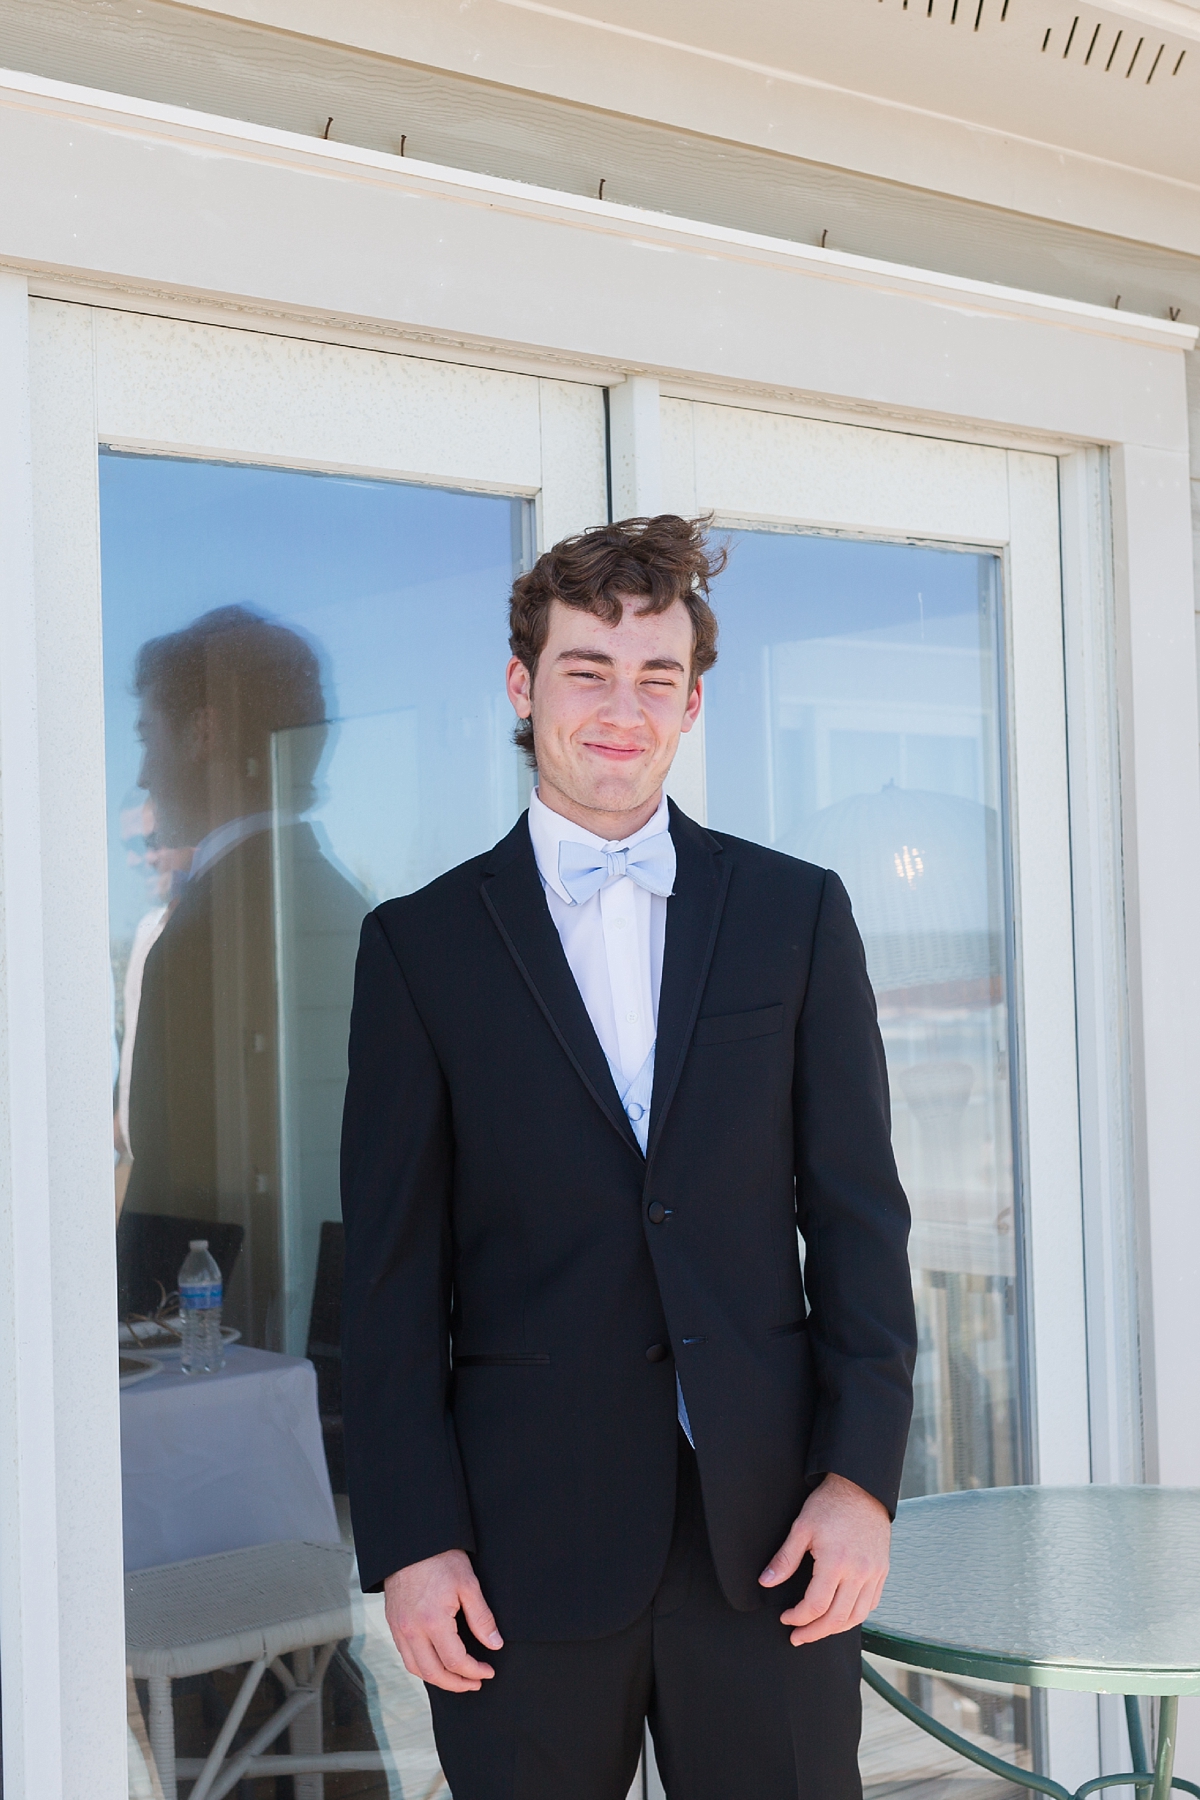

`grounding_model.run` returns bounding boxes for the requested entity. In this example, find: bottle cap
[188,1239,208,1250]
